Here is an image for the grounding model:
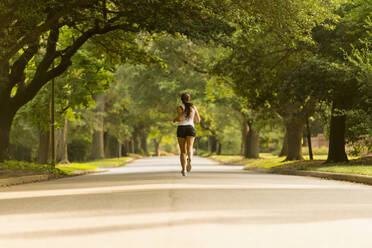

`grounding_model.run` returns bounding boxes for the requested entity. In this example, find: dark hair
[181,93,194,118]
